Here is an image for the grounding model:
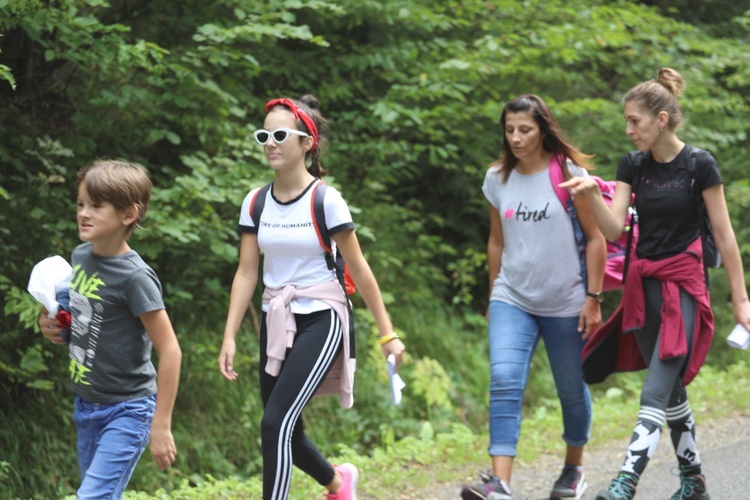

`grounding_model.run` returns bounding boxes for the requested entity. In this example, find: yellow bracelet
[378,332,400,345]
